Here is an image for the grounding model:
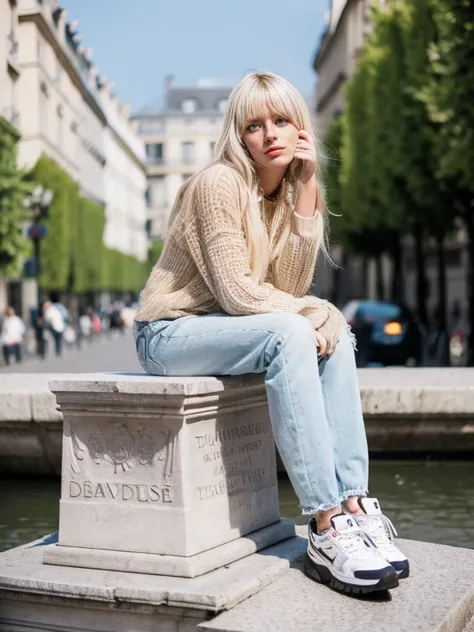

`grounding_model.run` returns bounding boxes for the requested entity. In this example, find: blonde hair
[169,71,328,285]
